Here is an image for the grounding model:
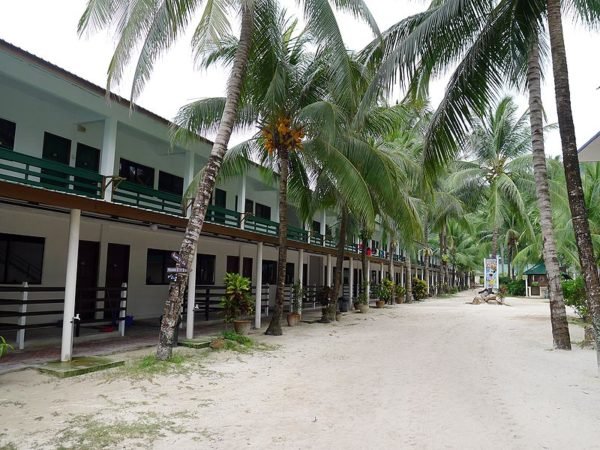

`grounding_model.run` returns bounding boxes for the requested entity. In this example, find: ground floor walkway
[1,290,599,449]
